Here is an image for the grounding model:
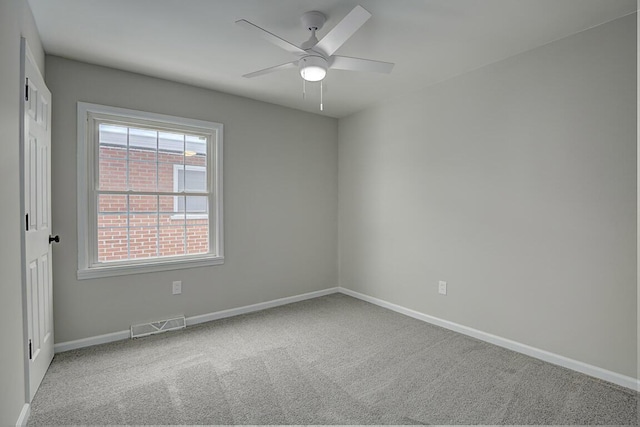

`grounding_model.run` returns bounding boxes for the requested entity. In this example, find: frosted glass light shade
[300,56,327,82]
